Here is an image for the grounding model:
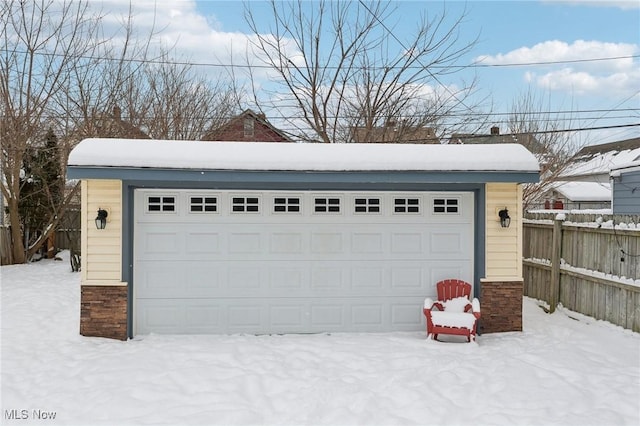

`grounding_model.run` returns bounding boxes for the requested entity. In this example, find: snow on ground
[1,252,639,426]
